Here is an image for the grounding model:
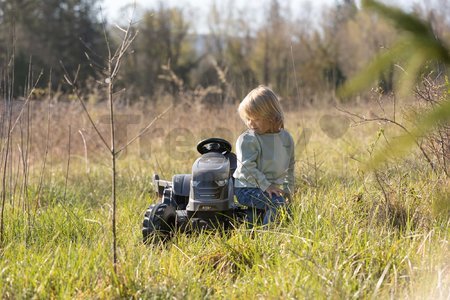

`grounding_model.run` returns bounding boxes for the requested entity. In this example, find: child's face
[246,117,275,134]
